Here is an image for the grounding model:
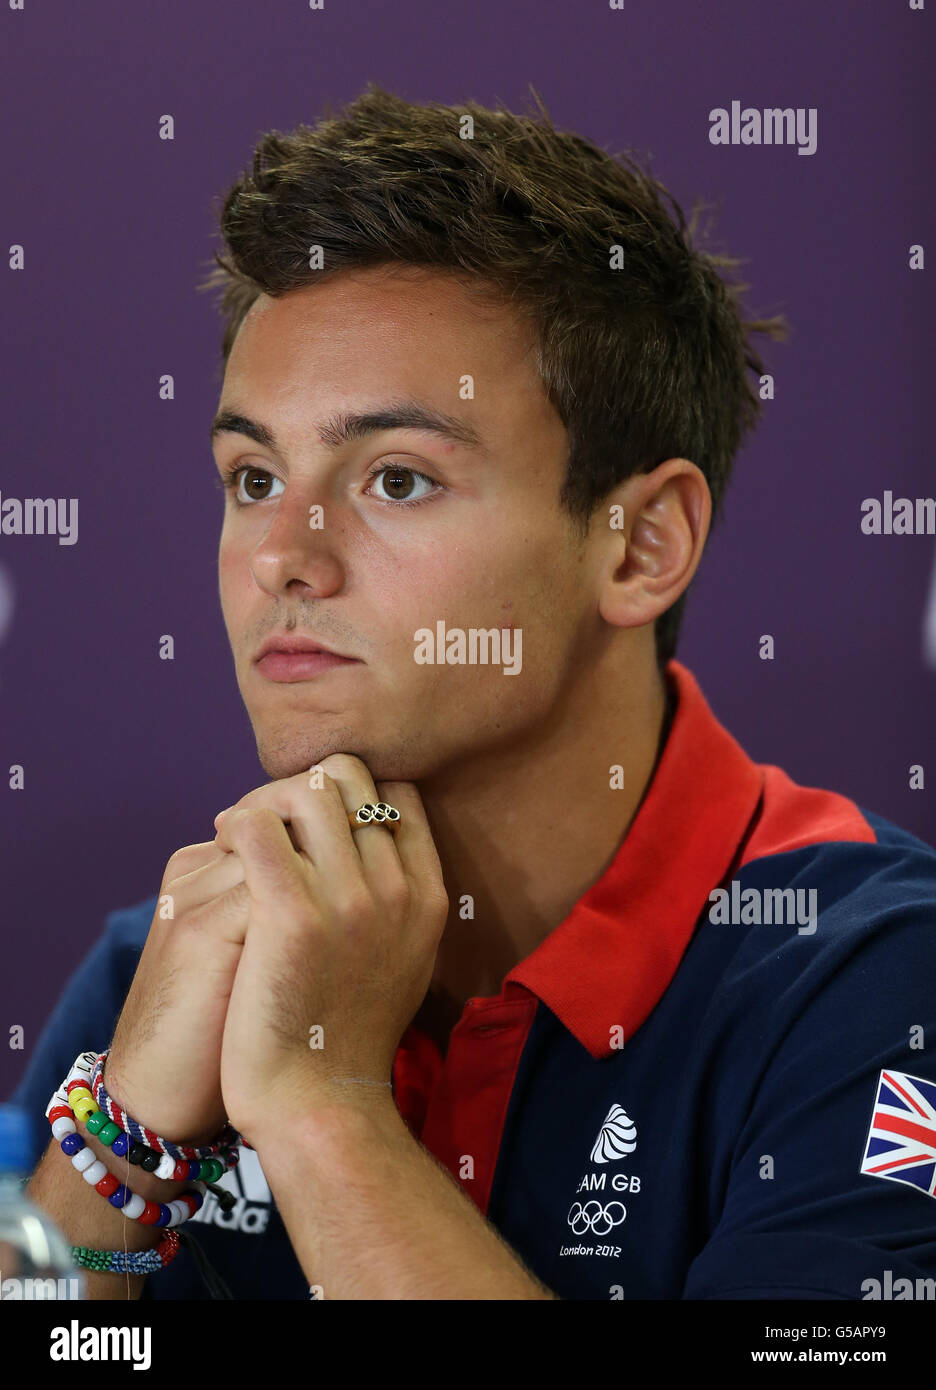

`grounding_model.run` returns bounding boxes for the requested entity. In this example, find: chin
[252,724,395,783]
